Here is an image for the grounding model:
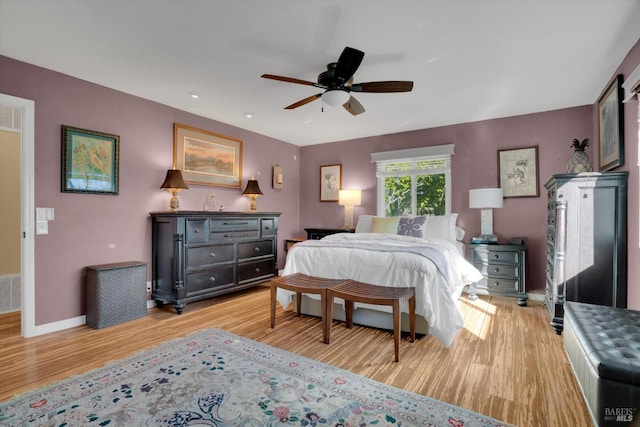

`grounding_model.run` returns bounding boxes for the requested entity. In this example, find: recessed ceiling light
[244,112,253,118]
[188,92,199,99]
